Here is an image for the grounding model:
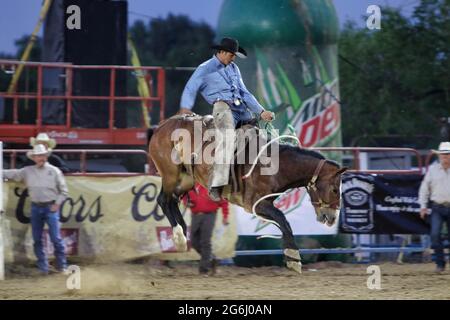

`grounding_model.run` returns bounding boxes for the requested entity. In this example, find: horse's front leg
[170,195,187,233]
[255,200,302,274]
[157,188,188,252]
